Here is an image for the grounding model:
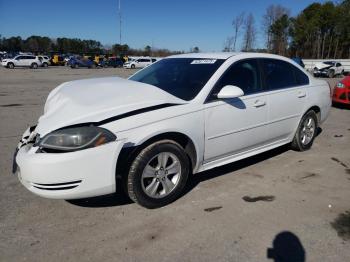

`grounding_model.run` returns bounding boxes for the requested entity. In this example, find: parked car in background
[106,57,124,68]
[292,57,305,68]
[50,55,66,66]
[333,76,350,105]
[313,61,344,78]
[0,51,7,61]
[1,55,42,69]
[68,57,96,68]
[123,57,157,69]
[38,56,50,67]
[14,53,331,208]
